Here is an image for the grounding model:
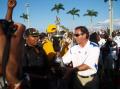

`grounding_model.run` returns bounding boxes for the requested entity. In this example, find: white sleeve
[62,49,72,64]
